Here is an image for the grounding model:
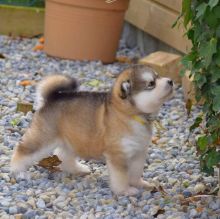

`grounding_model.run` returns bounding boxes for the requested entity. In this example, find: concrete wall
[122,22,182,56]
